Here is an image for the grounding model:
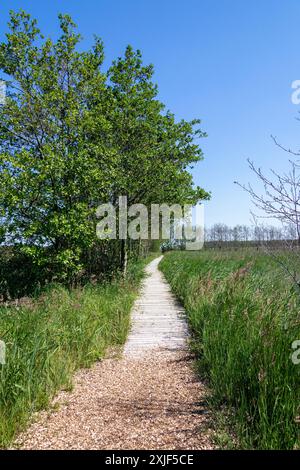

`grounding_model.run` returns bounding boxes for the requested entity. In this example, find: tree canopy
[0,10,209,284]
